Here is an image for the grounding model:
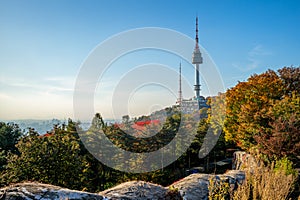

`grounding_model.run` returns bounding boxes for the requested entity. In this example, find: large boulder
[0,182,104,200]
[171,170,245,200]
[100,181,181,200]
[171,173,212,200]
